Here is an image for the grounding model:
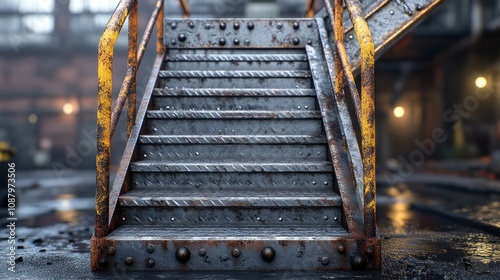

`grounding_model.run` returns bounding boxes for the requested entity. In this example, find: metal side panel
[164,19,319,49]
[99,225,358,270]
